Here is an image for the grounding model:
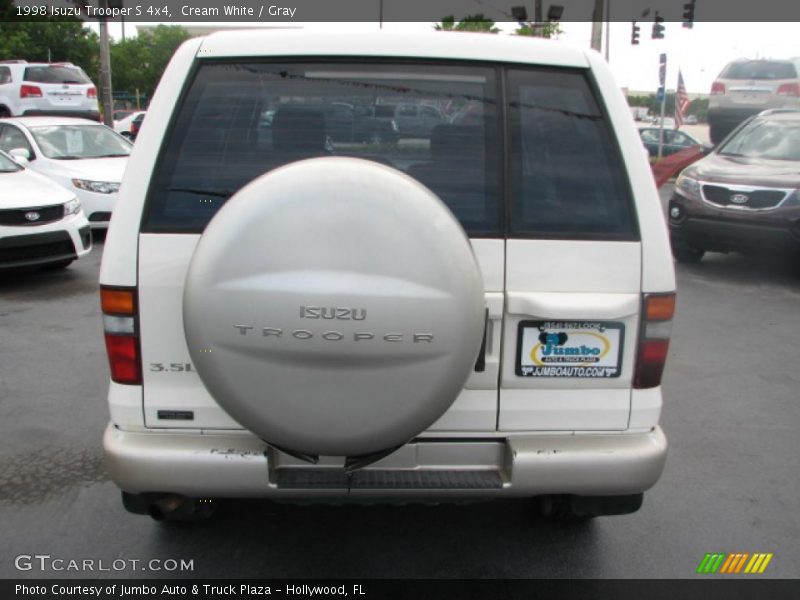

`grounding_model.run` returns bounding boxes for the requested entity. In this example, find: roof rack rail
[757,108,800,117]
